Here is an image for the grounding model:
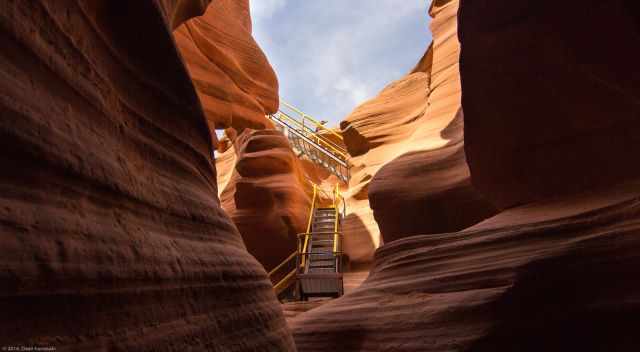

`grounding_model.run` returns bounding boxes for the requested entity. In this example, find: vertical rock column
[218,129,314,271]
[340,0,495,246]
[291,0,640,350]
[0,0,294,350]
